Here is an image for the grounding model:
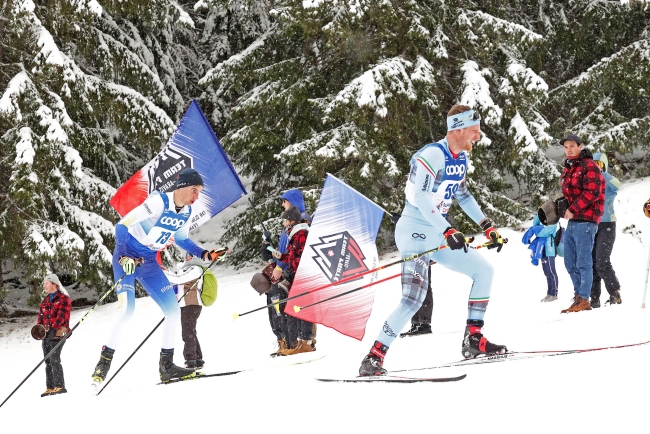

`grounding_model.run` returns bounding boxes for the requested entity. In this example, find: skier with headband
[359,105,507,376]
